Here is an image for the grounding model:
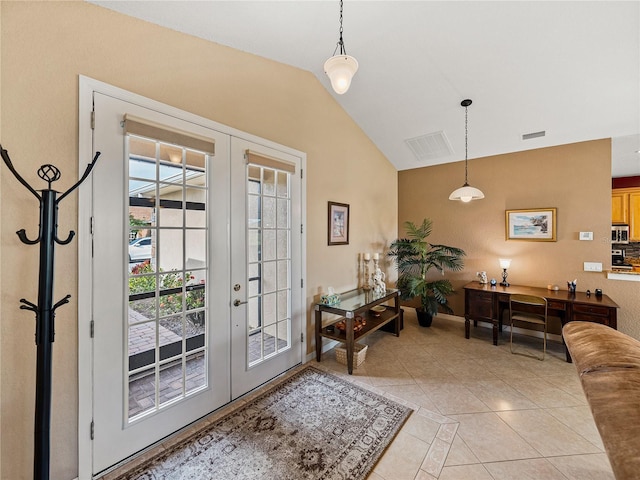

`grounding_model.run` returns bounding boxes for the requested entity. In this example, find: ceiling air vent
[405,131,453,161]
[522,130,546,140]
